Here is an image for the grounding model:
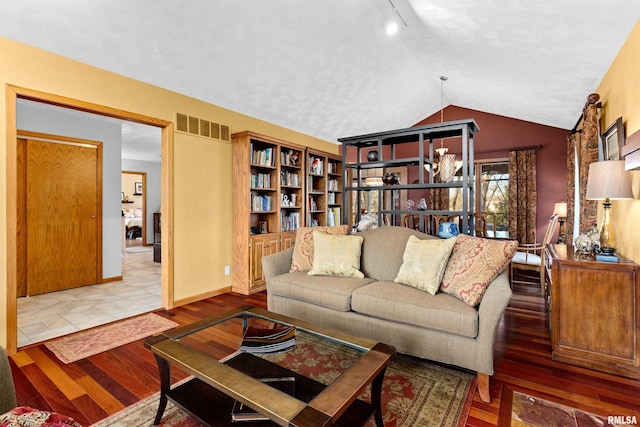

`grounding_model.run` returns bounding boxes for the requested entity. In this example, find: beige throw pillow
[394,235,457,294]
[308,231,365,278]
[290,225,350,272]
